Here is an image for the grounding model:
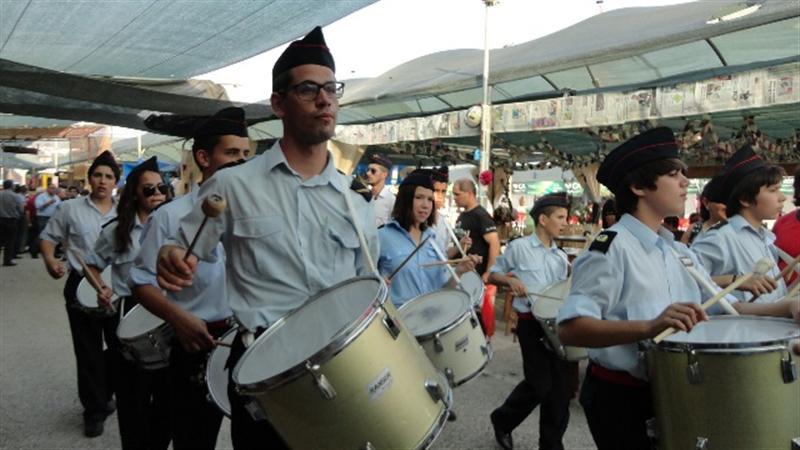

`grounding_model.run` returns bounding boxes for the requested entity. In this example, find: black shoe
[83,419,104,438]
[491,416,513,450]
[448,410,457,422]
[3,262,17,267]
[103,400,116,416]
